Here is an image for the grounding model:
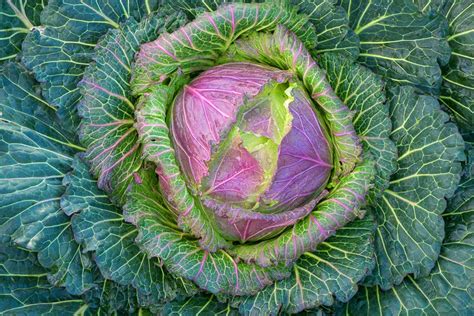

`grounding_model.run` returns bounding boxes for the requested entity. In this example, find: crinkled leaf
[165,0,360,58]
[339,181,473,315]
[340,0,451,94]
[63,156,197,310]
[0,62,78,150]
[291,0,359,58]
[21,0,159,132]
[319,53,397,199]
[84,280,141,315]
[0,62,93,295]
[438,0,474,130]
[235,216,375,314]
[84,278,168,315]
[78,13,186,205]
[163,295,238,315]
[131,2,318,95]
[124,168,291,296]
[0,244,87,315]
[459,135,474,189]
[365,85,465,289]
[0,0,46,63]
